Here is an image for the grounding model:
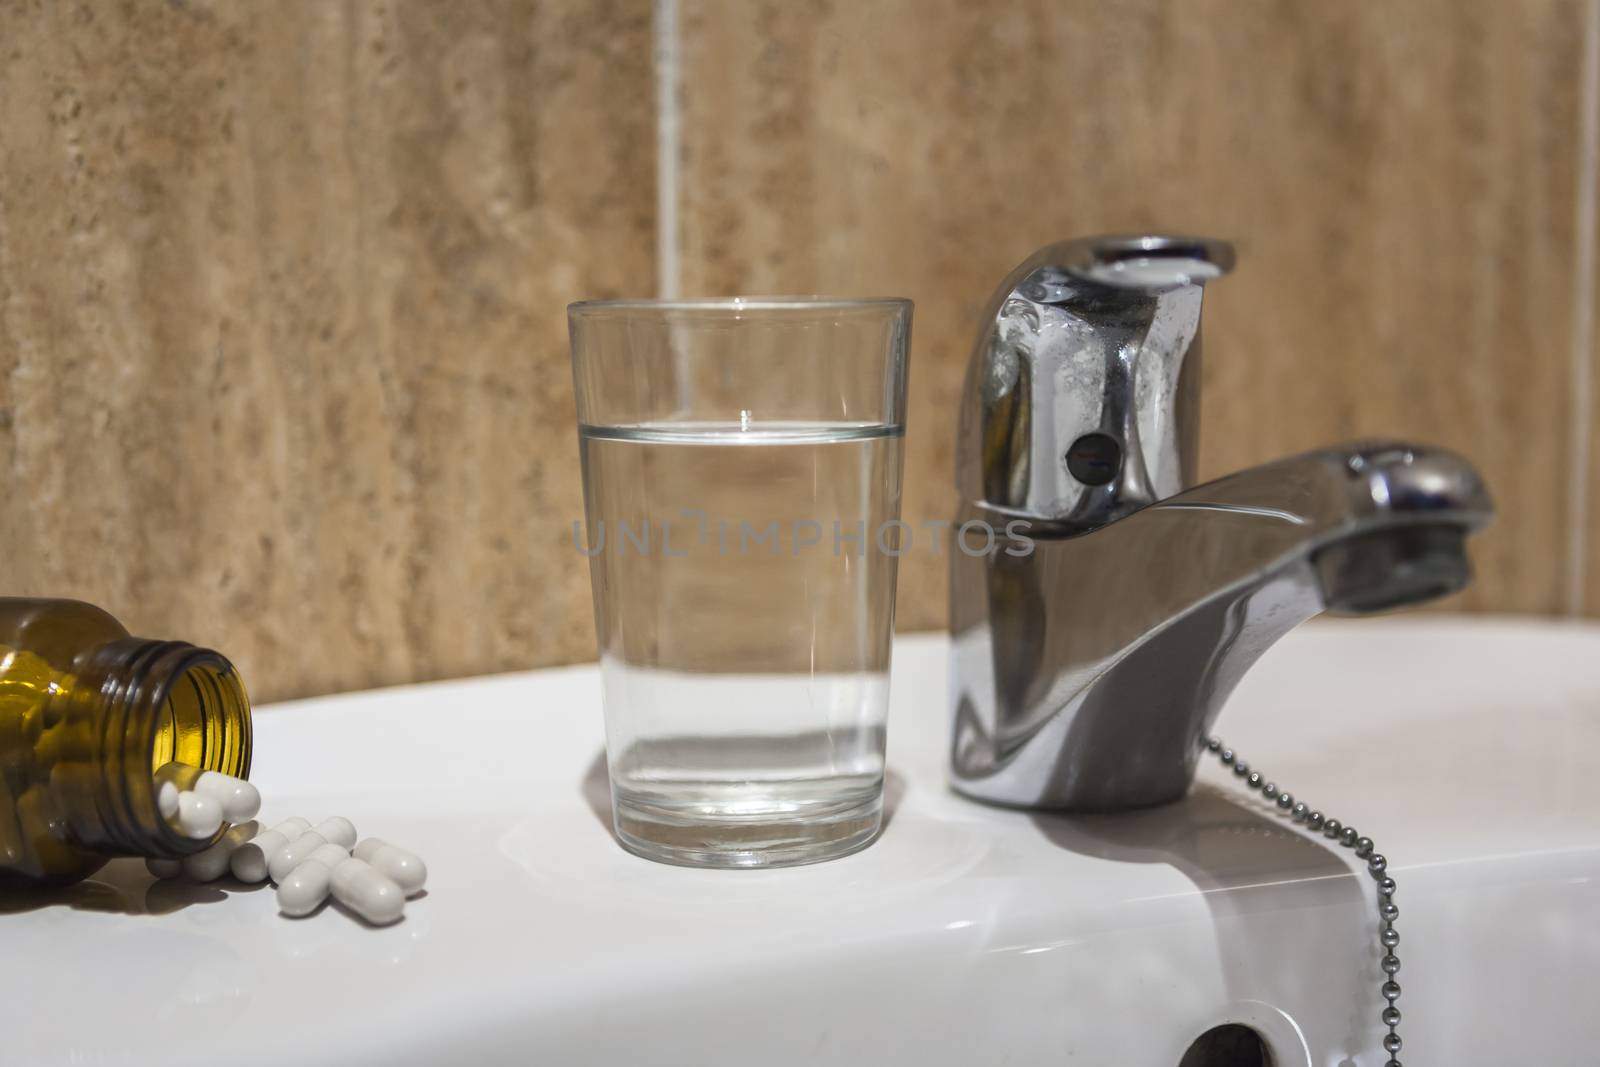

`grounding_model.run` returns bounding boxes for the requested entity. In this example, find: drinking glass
[569,297,911,868]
